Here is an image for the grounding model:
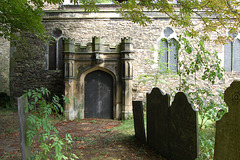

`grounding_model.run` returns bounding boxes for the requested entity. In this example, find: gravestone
[132,101,146,143]
[146,88,170,157]
[168,92,198,160]
[18,95,30,160]
[146,88,198,159]
[214,80,240,160]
